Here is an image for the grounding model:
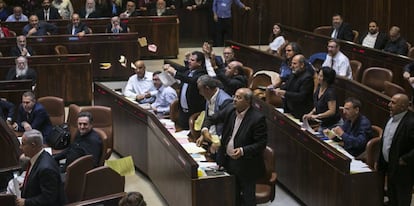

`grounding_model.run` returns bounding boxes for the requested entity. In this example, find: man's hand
[22,121,32,131]
[196,135,204,147]
[27,27,37,36]
[136,94,145,101]
[77,31,86,37]
[244,6,251,11]
[213,13,218,22]
[274,88,286,97]
[21,47,28,56]
[16,198,25,206]
[229,148,242,159]
[331,126,344,137]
